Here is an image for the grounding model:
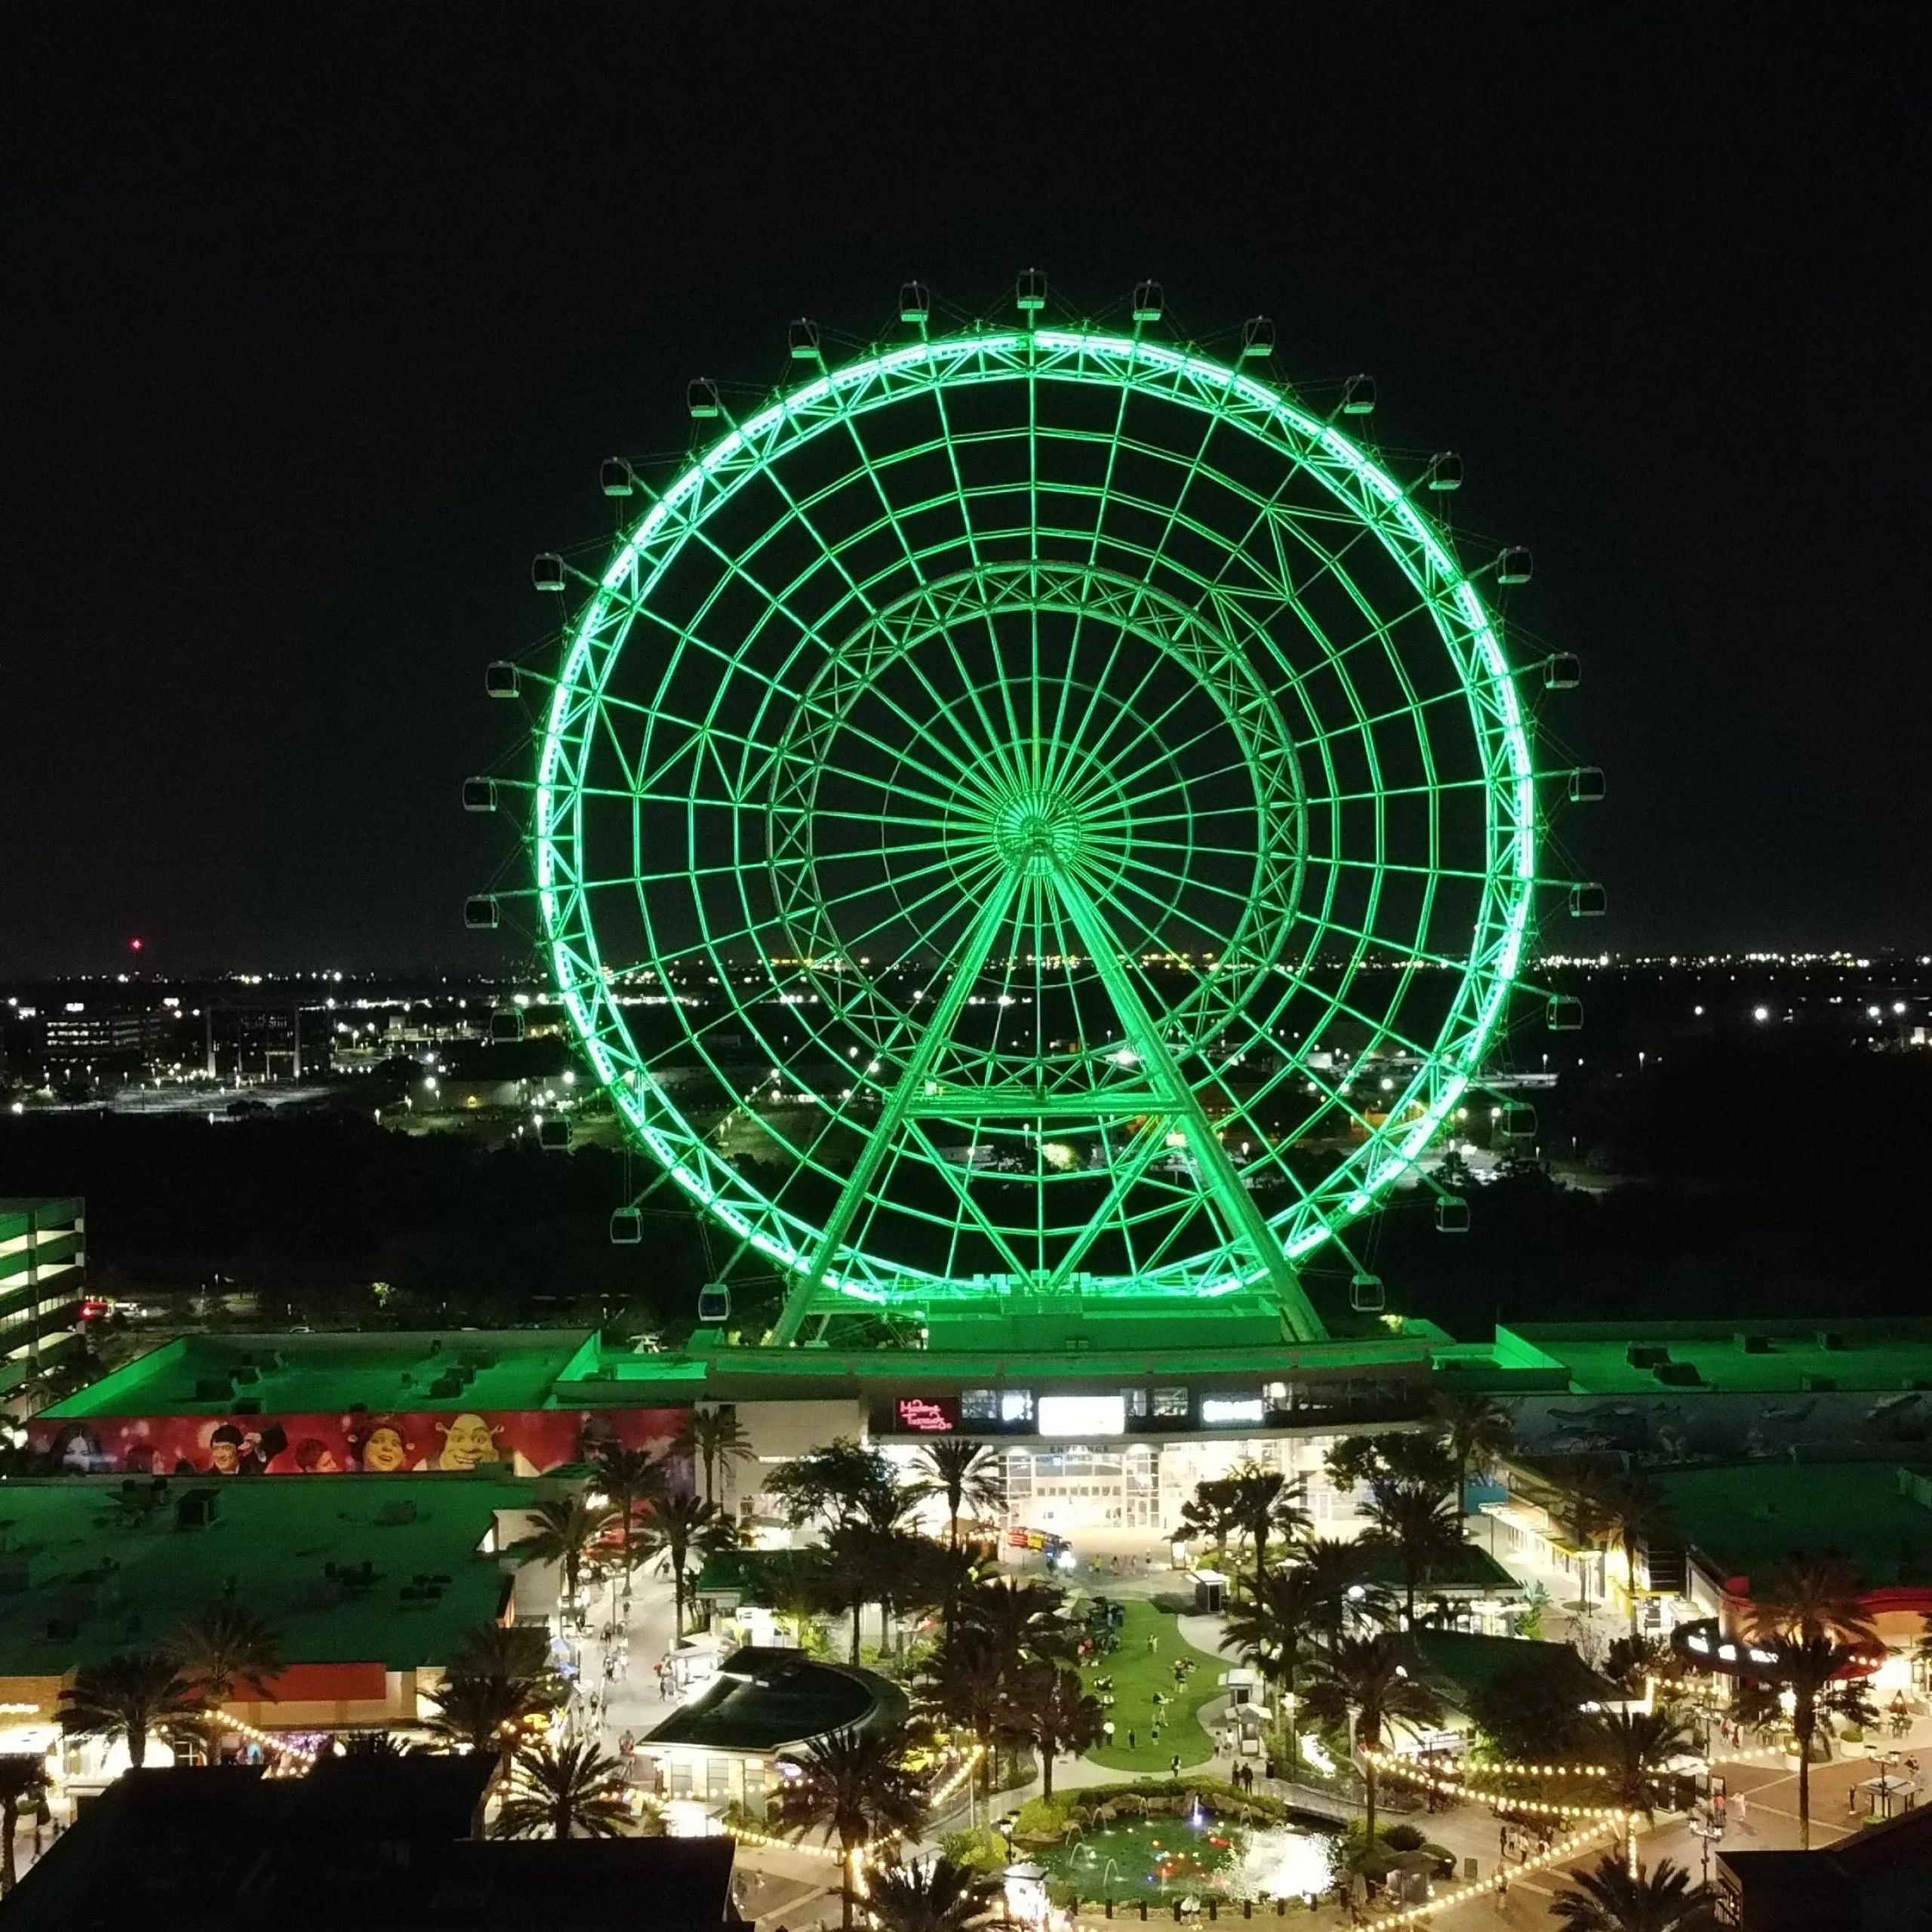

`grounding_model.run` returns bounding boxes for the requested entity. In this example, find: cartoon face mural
[435,1413,502,1471]
[28,1407,686,1477]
